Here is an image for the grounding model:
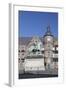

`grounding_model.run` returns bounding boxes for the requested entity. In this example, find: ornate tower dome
[44,25,53,37]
